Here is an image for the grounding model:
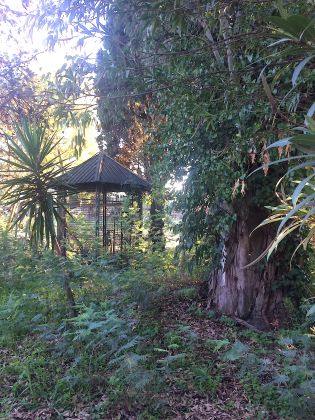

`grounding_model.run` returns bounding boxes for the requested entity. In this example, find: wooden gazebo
[55,152,150,252]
